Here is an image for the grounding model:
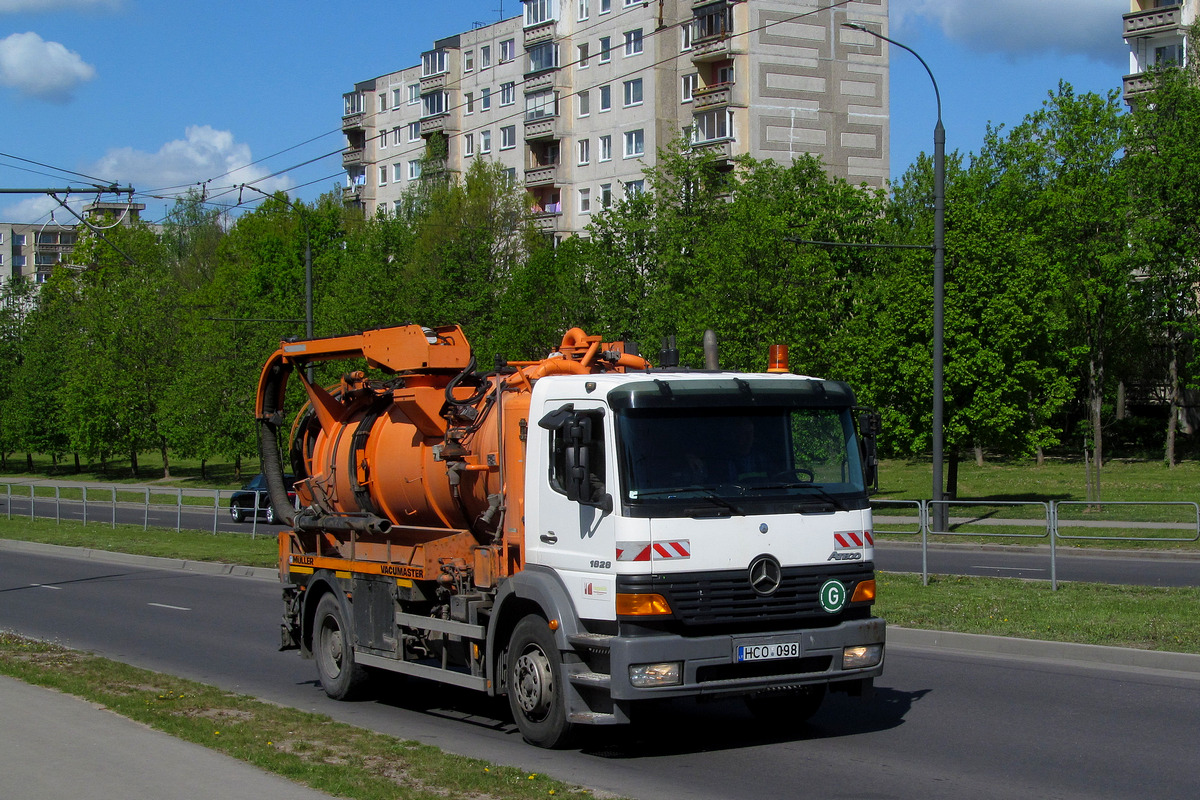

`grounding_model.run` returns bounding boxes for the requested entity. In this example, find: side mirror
[539,405,613,513]
[856,409,882,493]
